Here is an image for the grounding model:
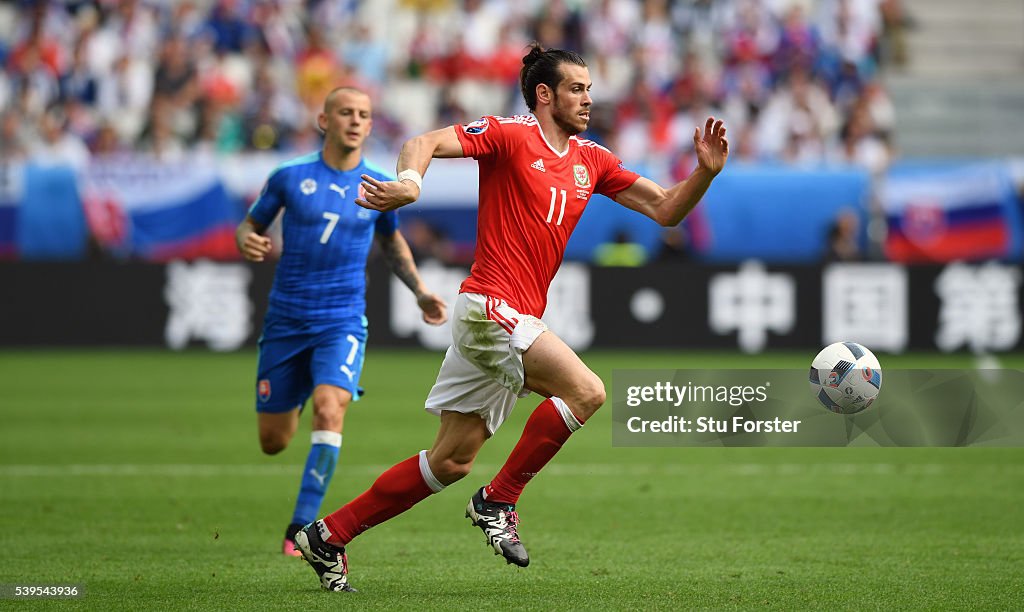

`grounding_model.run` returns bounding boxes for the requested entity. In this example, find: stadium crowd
[1,0,904,177]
